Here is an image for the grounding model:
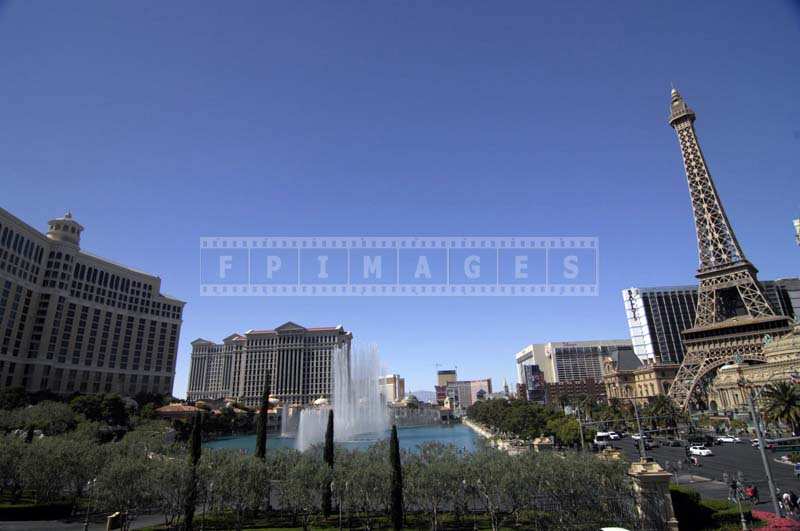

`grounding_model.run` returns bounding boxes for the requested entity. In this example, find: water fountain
[280,402,291,437]
[295,344,389,451]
